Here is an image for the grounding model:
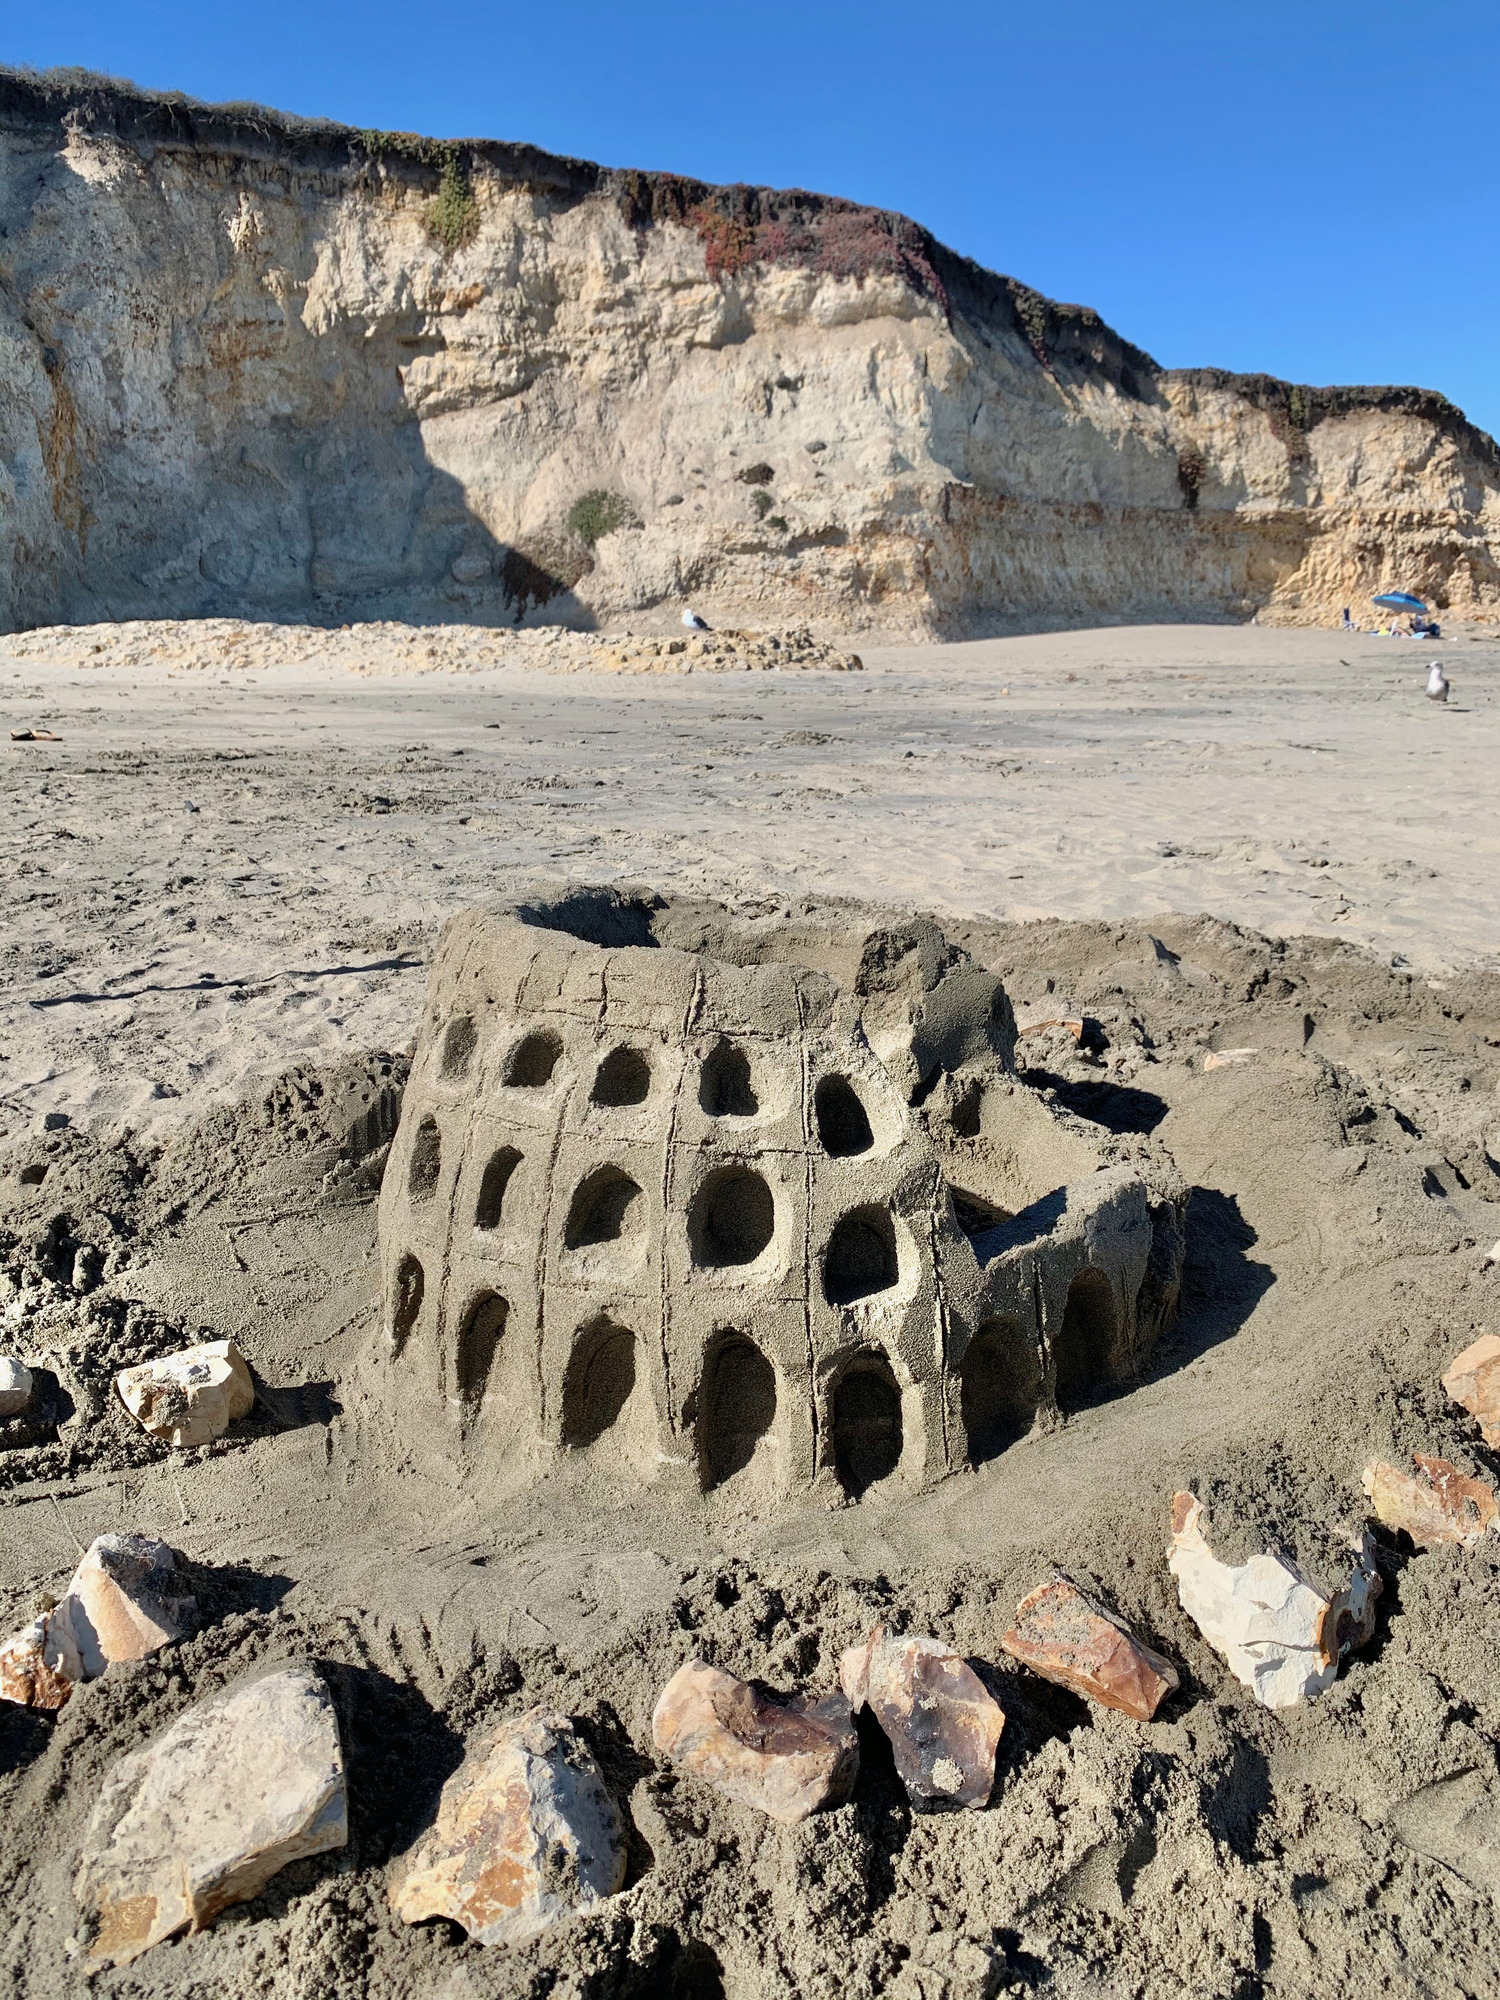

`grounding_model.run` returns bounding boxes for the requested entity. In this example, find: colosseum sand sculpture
[376,892,1186,1505]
